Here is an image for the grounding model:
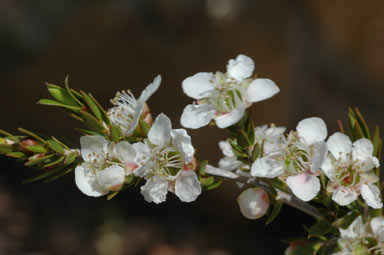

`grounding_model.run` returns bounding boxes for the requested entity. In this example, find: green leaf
[339,210,359,229]
[44,167,74,183]
[237,129,251,148]
[38,99,81,113]
[198,160,208,176]
[205,179,222,190]
[46,140,64,154]
[42,156,65,168]
[25,154,54,167]
[51,136,69,150]
[0,144,13,154]
[18,128,46,143]
[266,200,283,225]
[372,125,381,157]
[0,129,16,140]
[64,76,84,106]
[6,152,26,158]
[229,140,248,158]
[25,145,47,154]
[64,151,78,165]
[354,107,370,139]
[75,128,101,136]
[110,124,123,143]
[80,111,107,134]
[46,83,80,107]
[80,91,102,121]
[251,144,261,161]
[23,164,65,183]
[89,93,111,126]
[139,120,151,137]
[308,220,333,238]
